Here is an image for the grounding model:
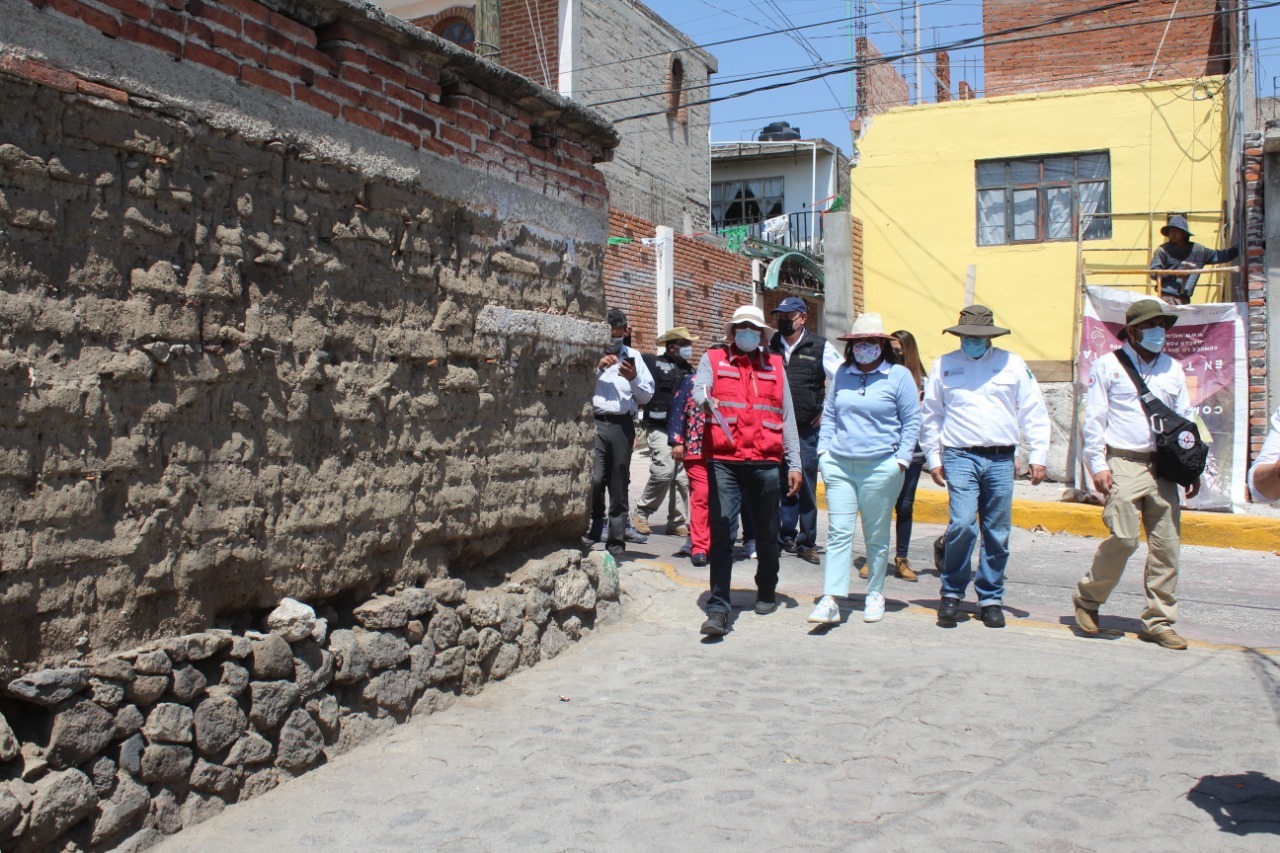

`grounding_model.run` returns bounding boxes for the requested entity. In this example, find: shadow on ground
[1187,771,1280,834]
